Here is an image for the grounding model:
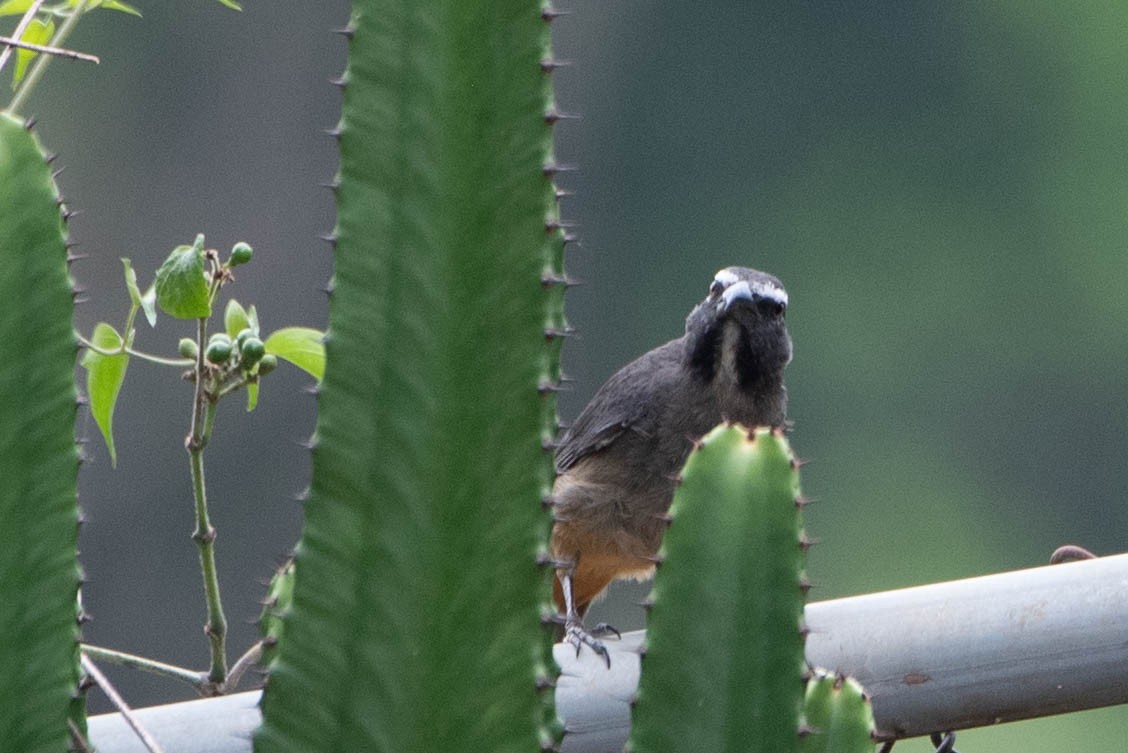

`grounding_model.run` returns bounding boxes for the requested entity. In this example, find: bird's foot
[565,619,614,668]
[589,621,621,640]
